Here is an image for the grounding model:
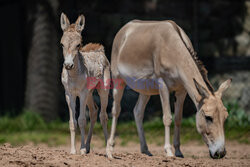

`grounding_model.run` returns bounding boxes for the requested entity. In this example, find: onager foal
[106,20,231,159]
[60,13,110,154]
